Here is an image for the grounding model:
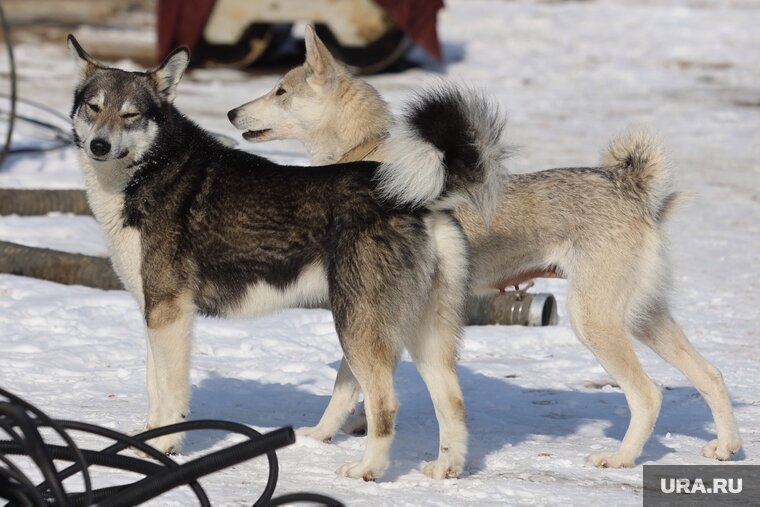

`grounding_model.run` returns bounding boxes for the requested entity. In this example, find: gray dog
[68,34,510,480]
